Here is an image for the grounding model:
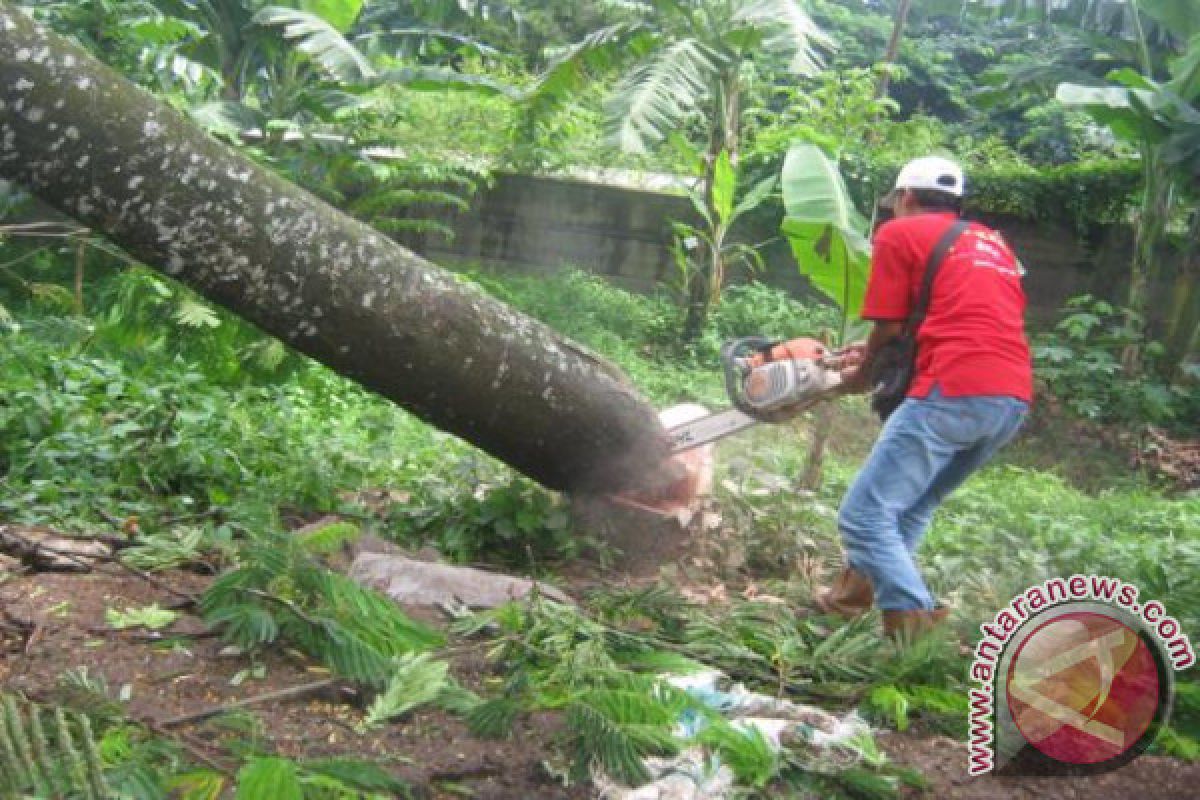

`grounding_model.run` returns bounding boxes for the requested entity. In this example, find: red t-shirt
[861,212,1033,402]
